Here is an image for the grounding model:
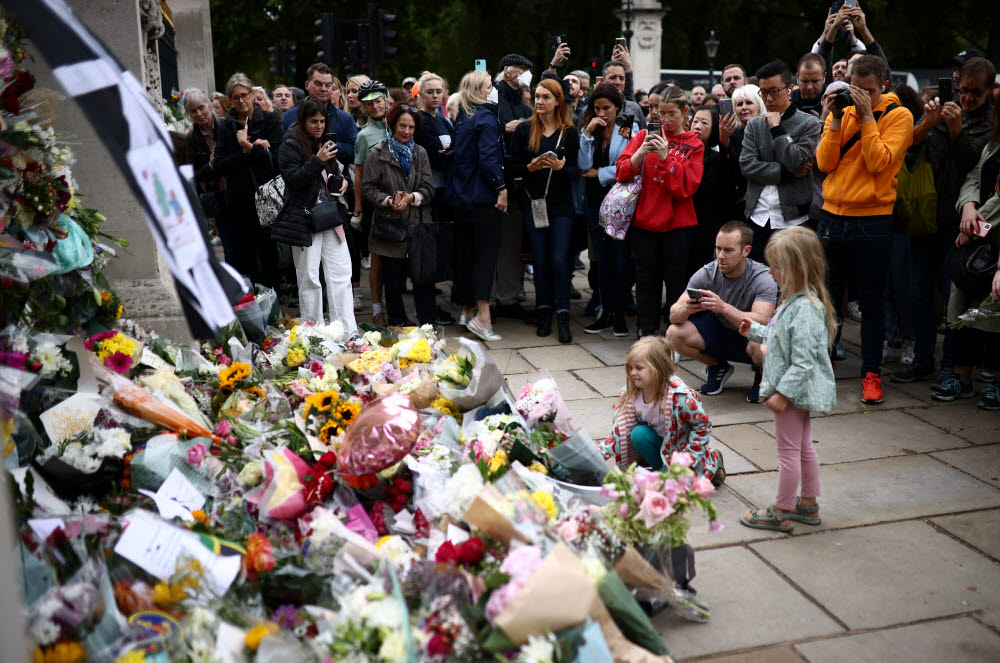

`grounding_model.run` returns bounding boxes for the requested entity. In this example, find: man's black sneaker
[890,363,935,384]
[585,314,613,334]
[613,313,629,337]
[700,362,735,396]
[931,377,975,402]
[978,384,1000,411]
